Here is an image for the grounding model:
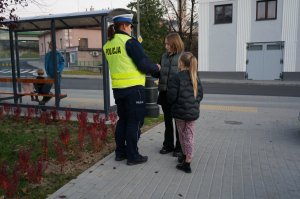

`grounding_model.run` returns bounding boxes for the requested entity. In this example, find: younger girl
[167,52,203,173]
